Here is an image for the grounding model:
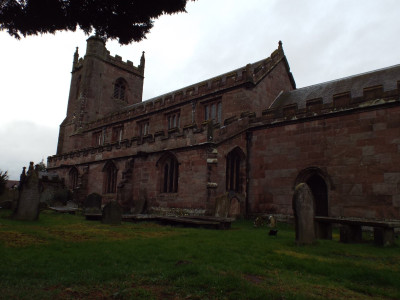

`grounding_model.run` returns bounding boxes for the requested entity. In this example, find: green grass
[0,209,399,299]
